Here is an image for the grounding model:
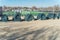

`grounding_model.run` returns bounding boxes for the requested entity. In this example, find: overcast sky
[0,0,60,7]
